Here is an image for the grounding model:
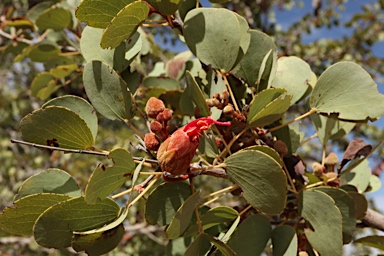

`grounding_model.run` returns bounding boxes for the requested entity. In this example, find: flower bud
[223,104,234,115]
[150,120,163,134]
[144,133,160,151]
[146,97,165,118]
[162,108,172,121]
